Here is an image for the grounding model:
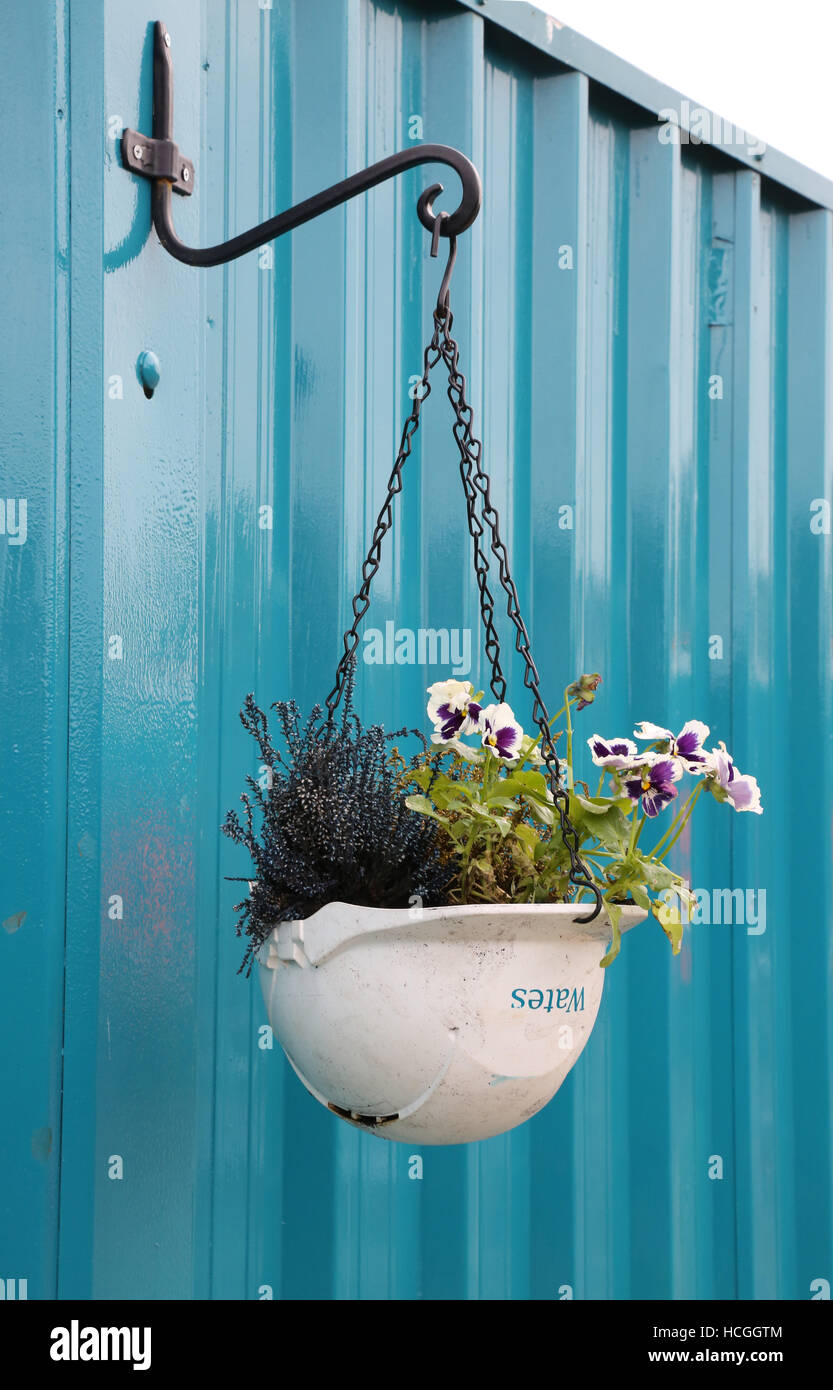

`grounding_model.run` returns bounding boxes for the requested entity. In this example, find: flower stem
[650,781,704,860]
[628,808,645,856]
[517,699,569,768]
[650,787,695,858]
[658,782,705,857]
[548,698,568,727]
[563,688,574,790]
